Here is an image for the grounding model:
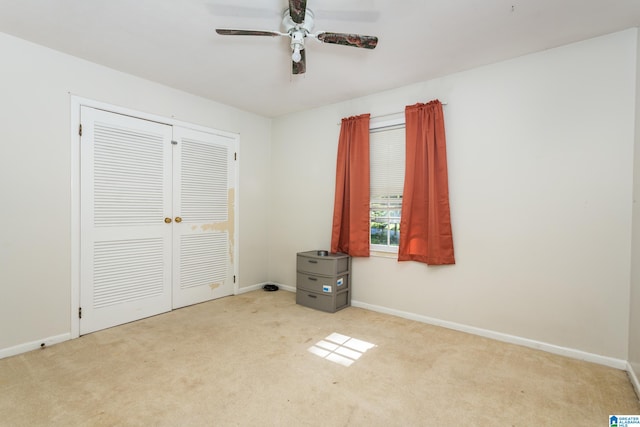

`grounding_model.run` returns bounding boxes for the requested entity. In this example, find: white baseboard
[351,299,628,370]
[236,282,268,294]
[269,282,296,293]
[237,282,296,295]
[249,286,628,370]
[628,361,640,401]
[0,333,71,360]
